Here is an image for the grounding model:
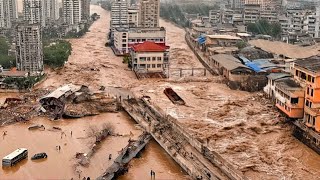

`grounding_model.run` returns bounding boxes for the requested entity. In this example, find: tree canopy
[0,37,16,69]
[247,20,282,38]
[43,40,72,68]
